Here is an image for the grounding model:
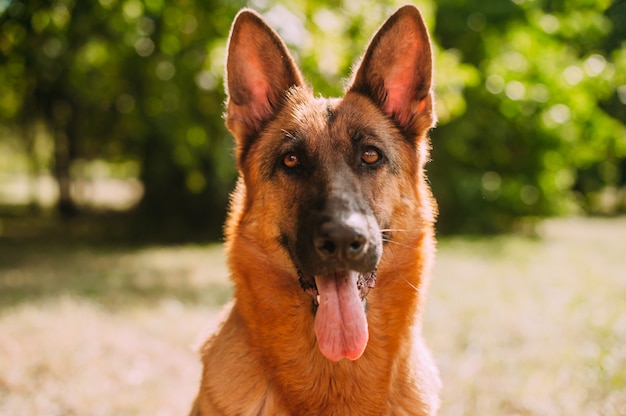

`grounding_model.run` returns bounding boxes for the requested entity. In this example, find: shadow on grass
[0,239,232,311]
